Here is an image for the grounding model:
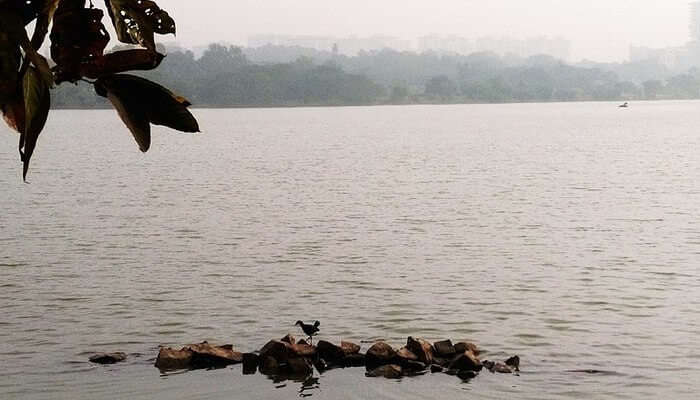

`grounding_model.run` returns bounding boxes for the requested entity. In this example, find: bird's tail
[314,321,320,328]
